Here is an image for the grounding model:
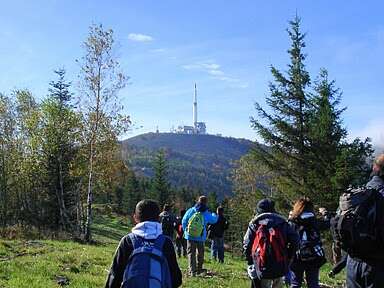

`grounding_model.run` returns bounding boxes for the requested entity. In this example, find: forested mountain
[121,133,254,198]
